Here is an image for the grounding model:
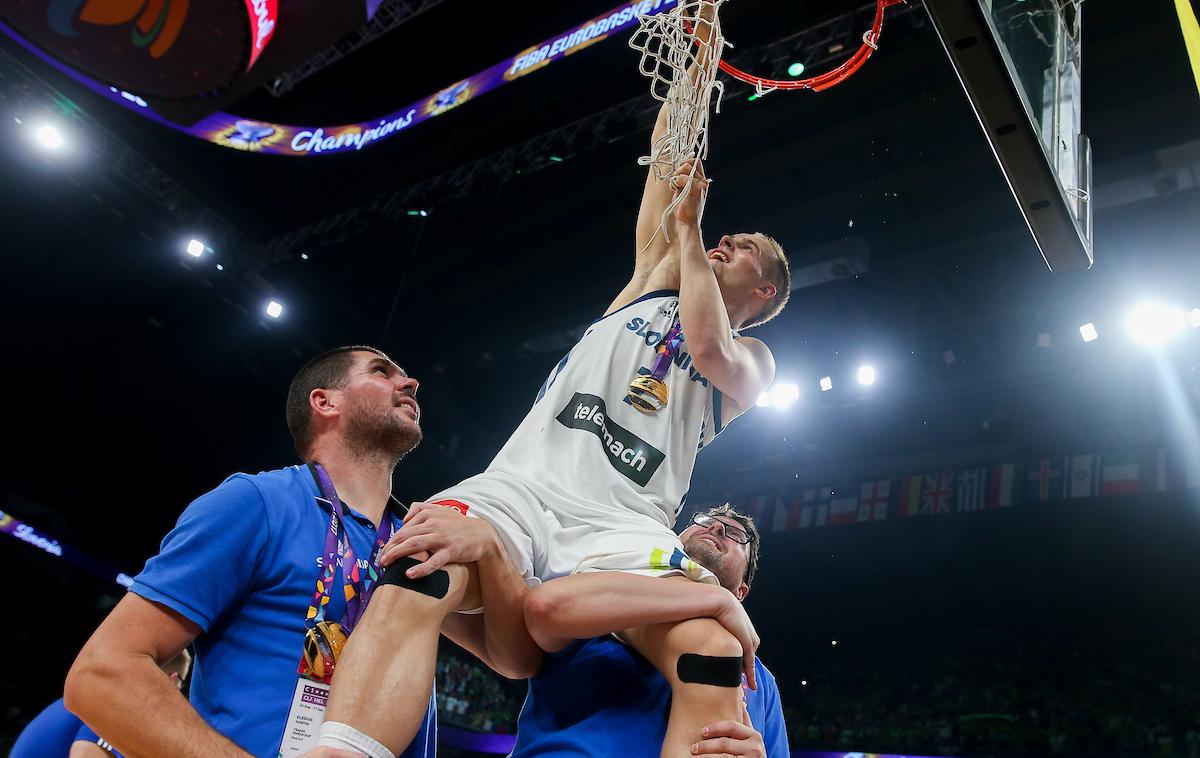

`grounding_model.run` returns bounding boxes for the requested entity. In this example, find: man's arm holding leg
[524,571,757,674]
[64,594,251,758]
